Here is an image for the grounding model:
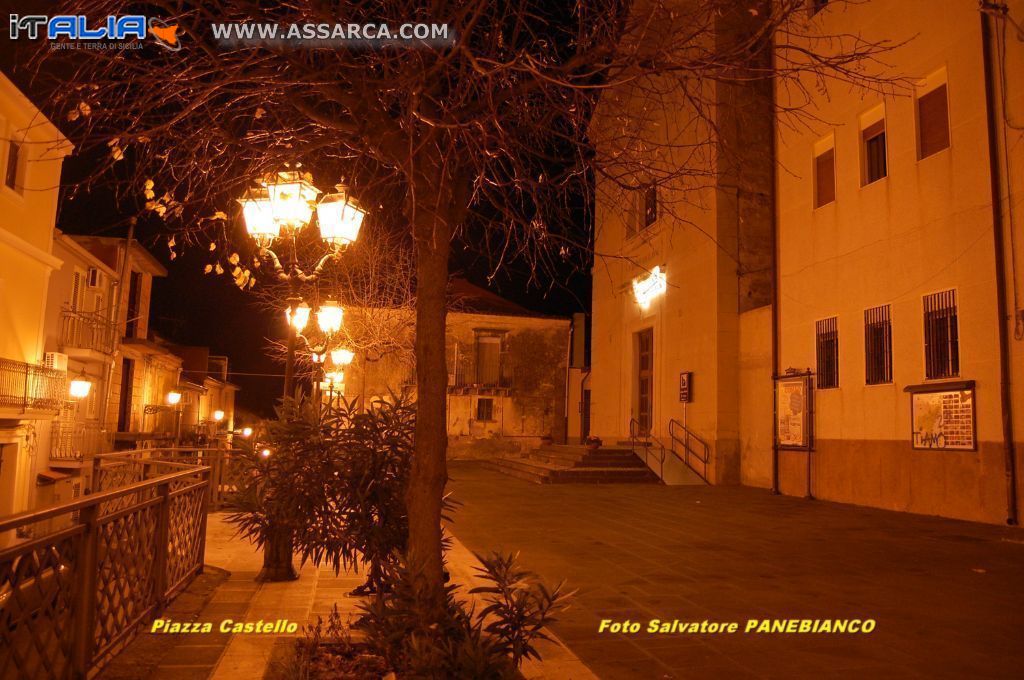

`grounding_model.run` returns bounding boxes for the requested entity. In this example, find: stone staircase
[486,444,661,484]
